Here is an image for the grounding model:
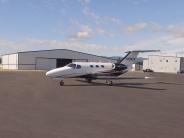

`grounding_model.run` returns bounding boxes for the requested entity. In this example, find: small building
[131,63,143,71]
[131,57,144,71]
[0,49,114,70]
[143,55,184,74]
